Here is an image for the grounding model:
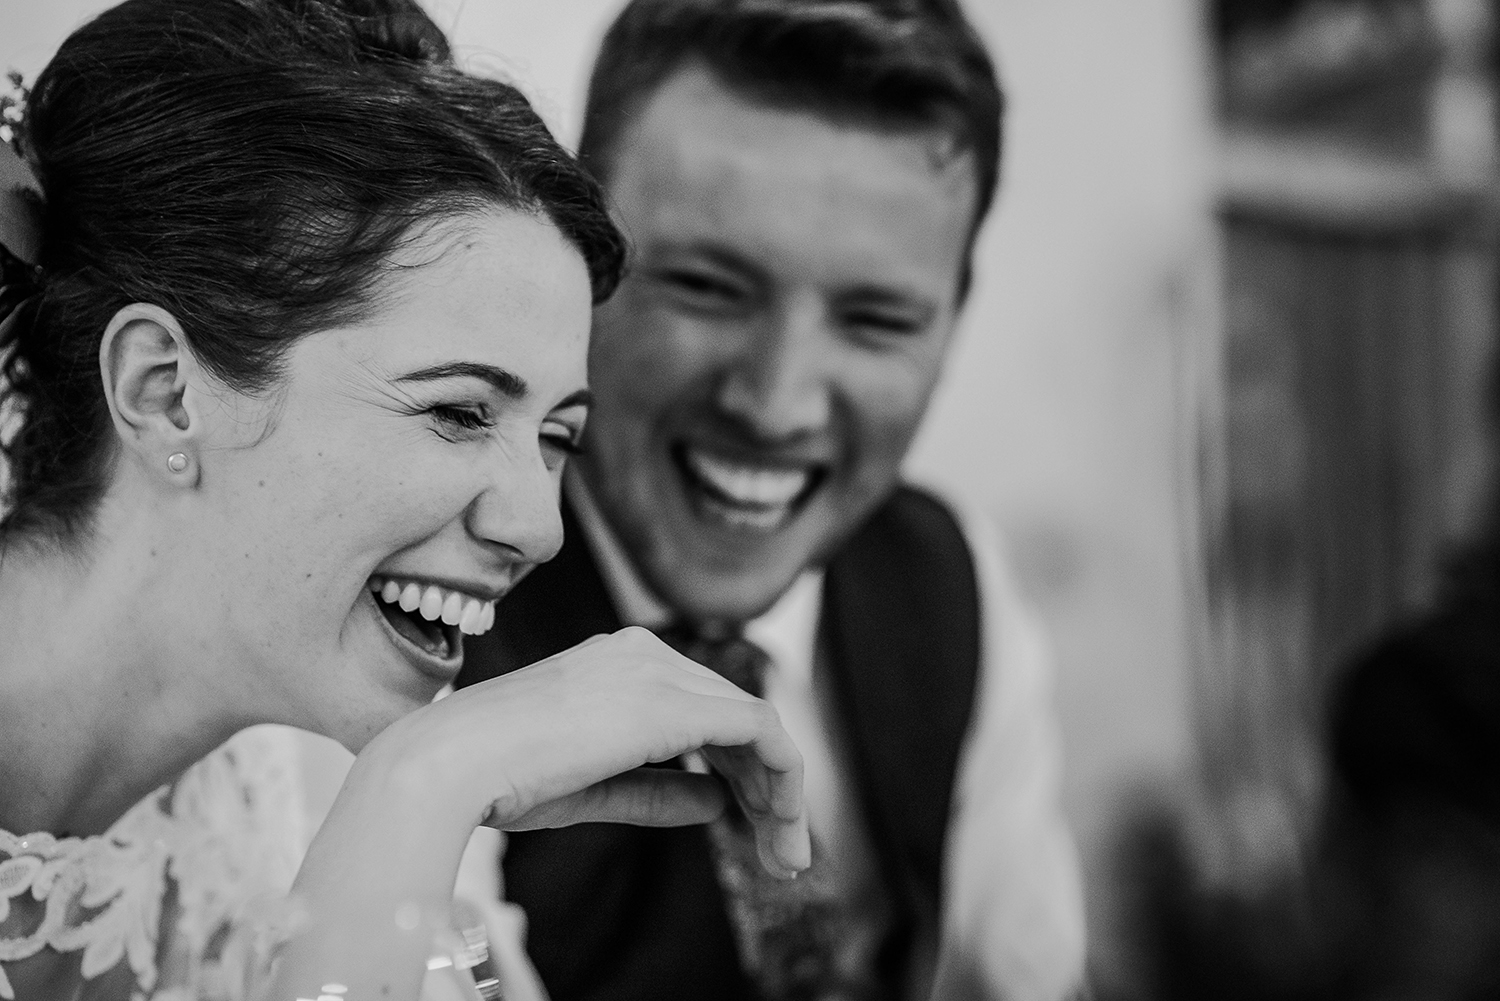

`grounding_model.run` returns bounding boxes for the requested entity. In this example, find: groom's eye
[657,267,754,314]
[841,308,925,338]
